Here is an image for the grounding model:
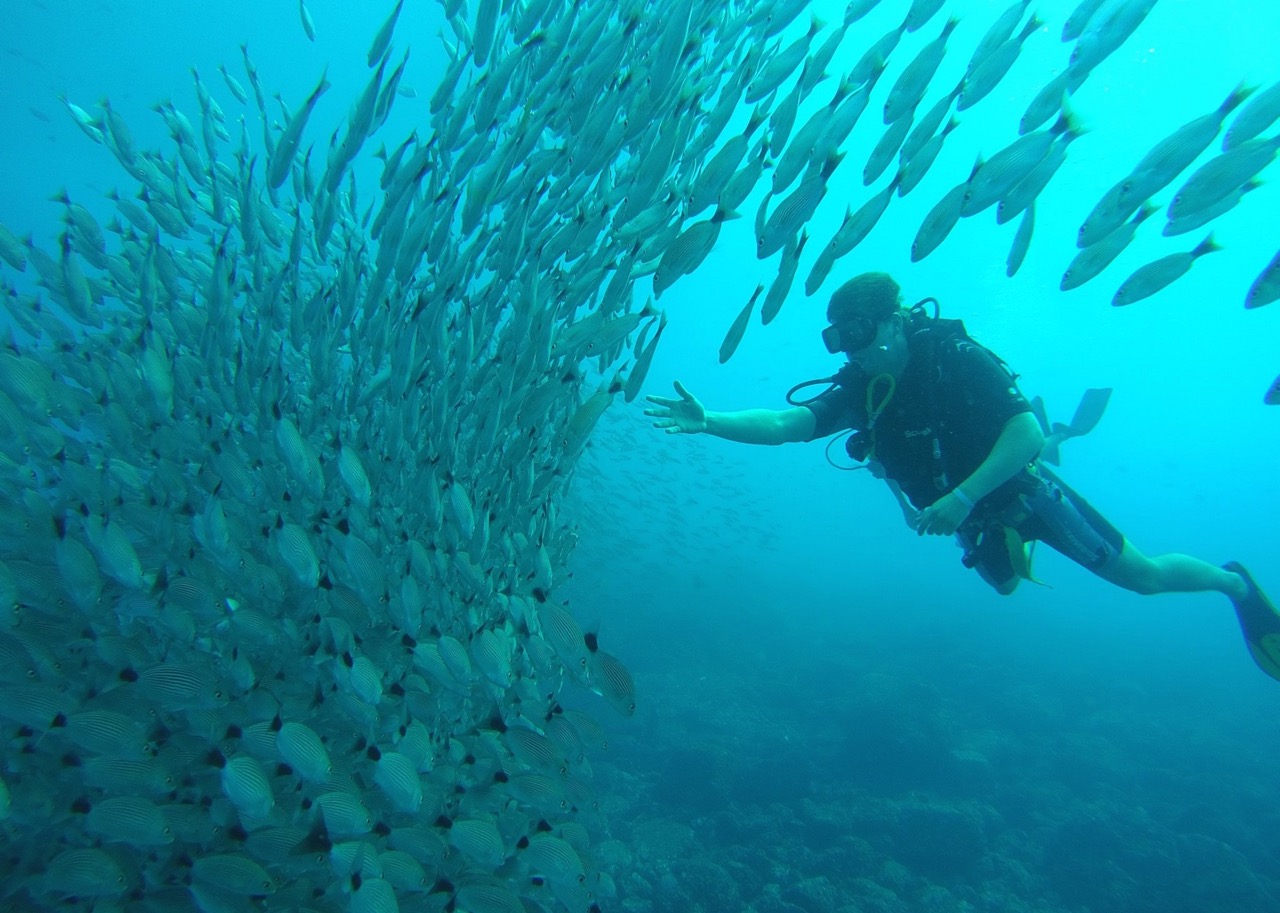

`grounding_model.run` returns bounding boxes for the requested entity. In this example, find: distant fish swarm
[0,0,1278,908]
